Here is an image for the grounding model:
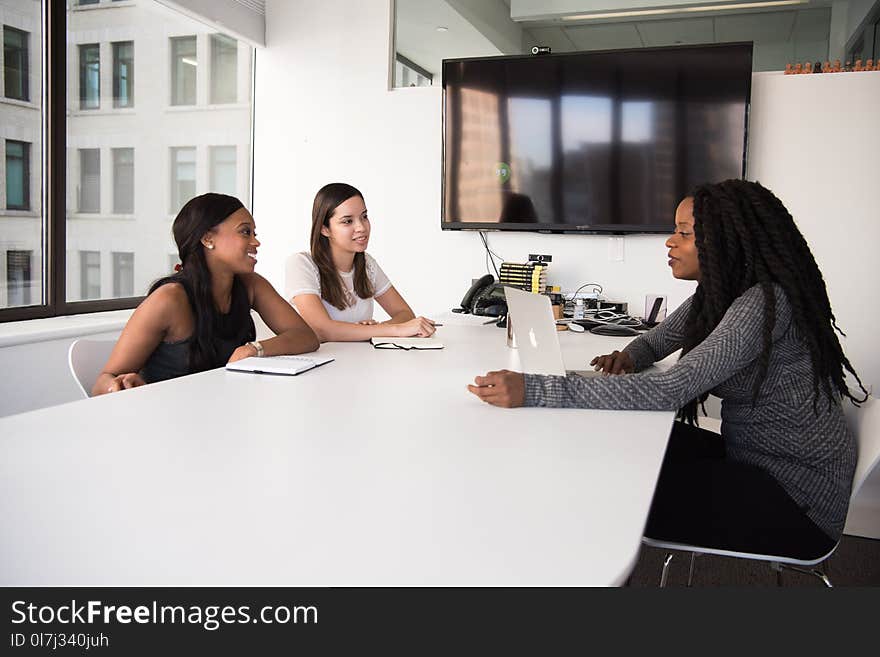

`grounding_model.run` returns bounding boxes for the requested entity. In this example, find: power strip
[564,292,600,300]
